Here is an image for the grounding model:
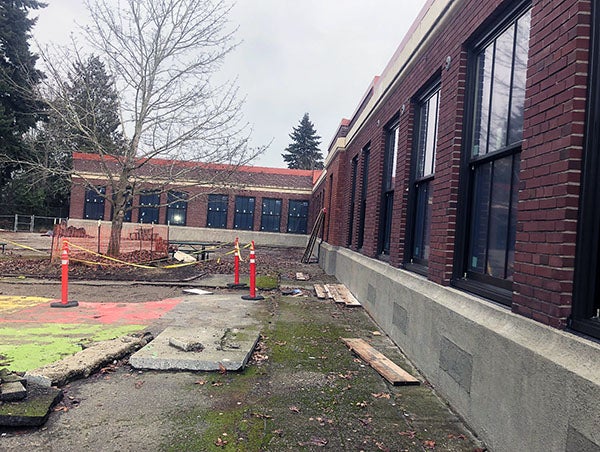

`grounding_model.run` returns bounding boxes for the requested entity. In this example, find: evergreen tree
[282,113,323,170]
[0,0,46,188]
[64,54,124,154]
